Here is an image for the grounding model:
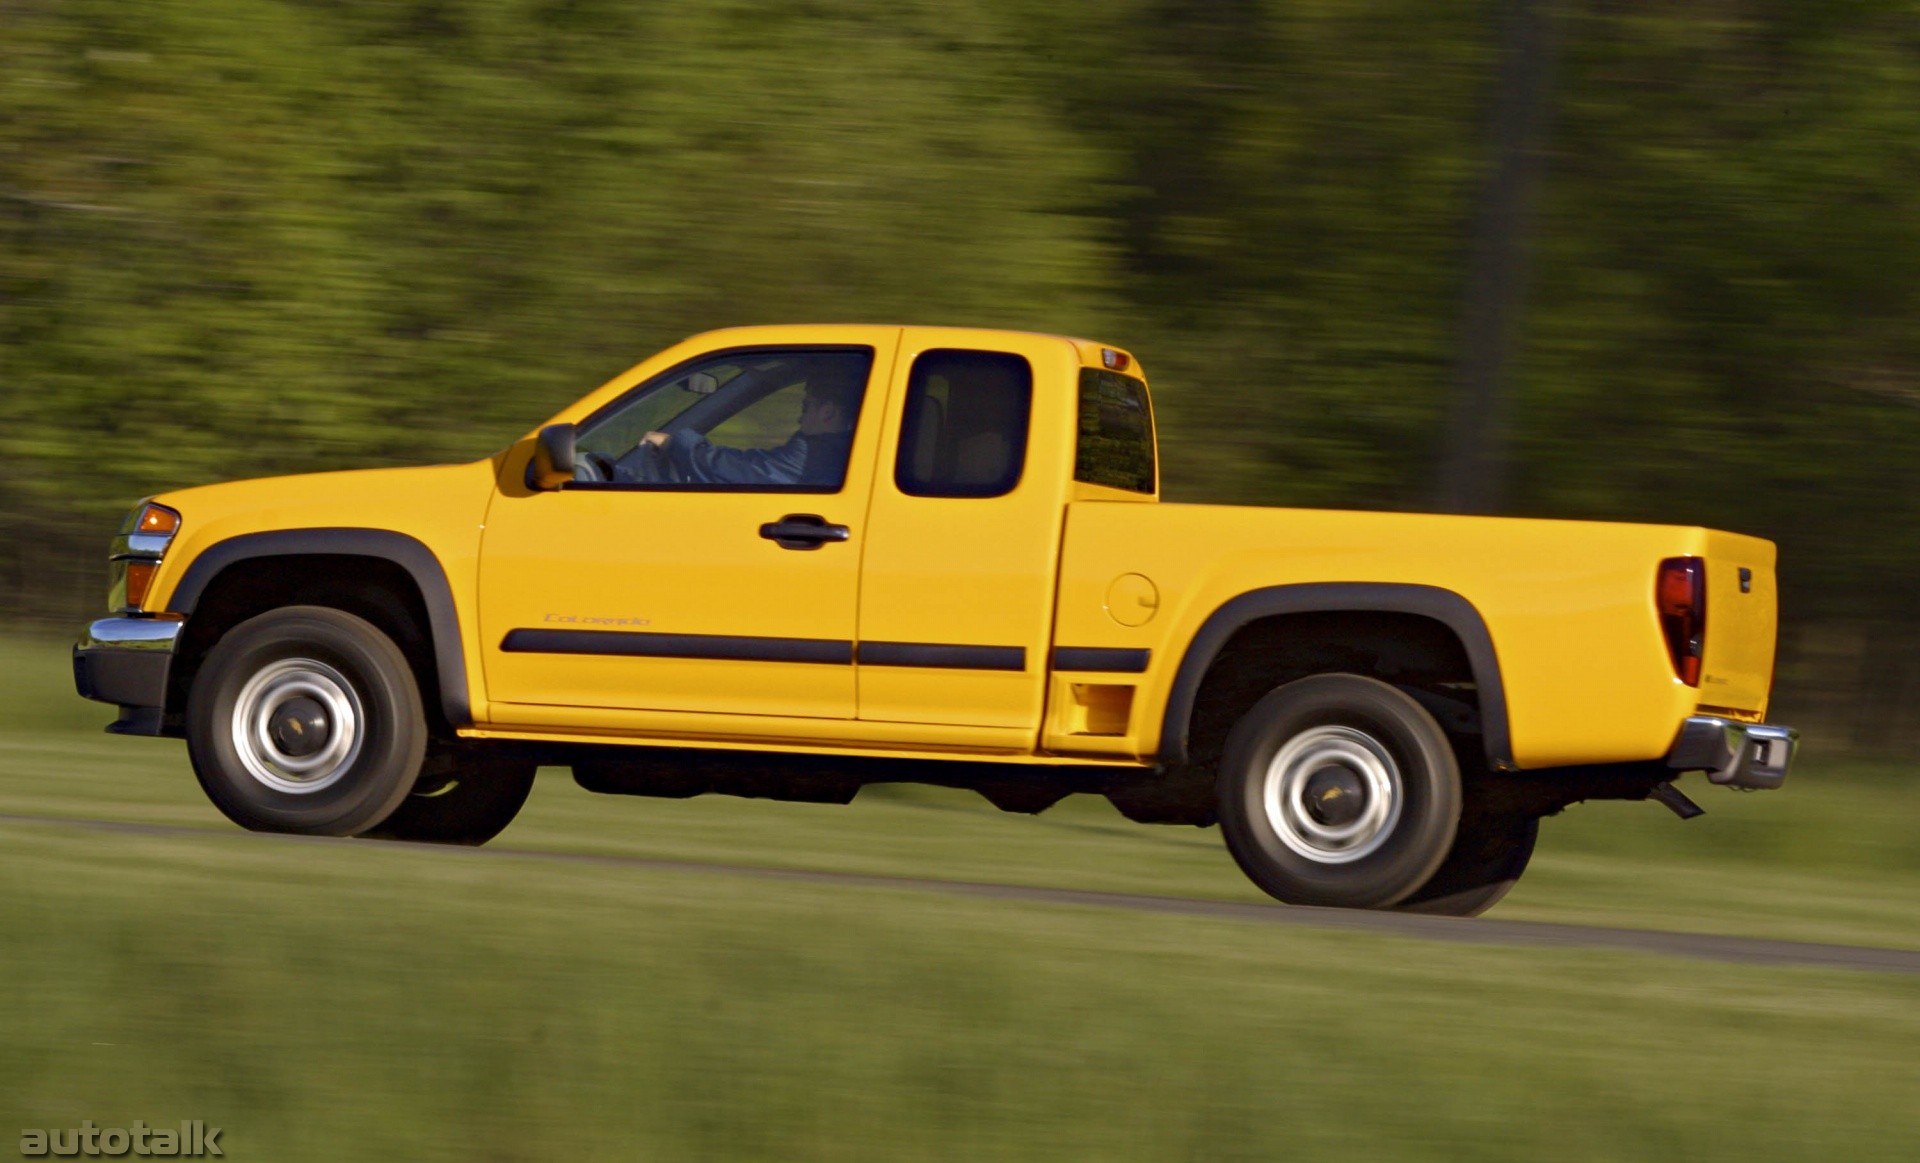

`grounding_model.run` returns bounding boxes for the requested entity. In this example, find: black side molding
[1157,583,1513,770]
[166,528,475,728]
[502,629,853,665]
[498,631,1031,671]
[1051,647,1151,673]
[857,642,1026,671]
